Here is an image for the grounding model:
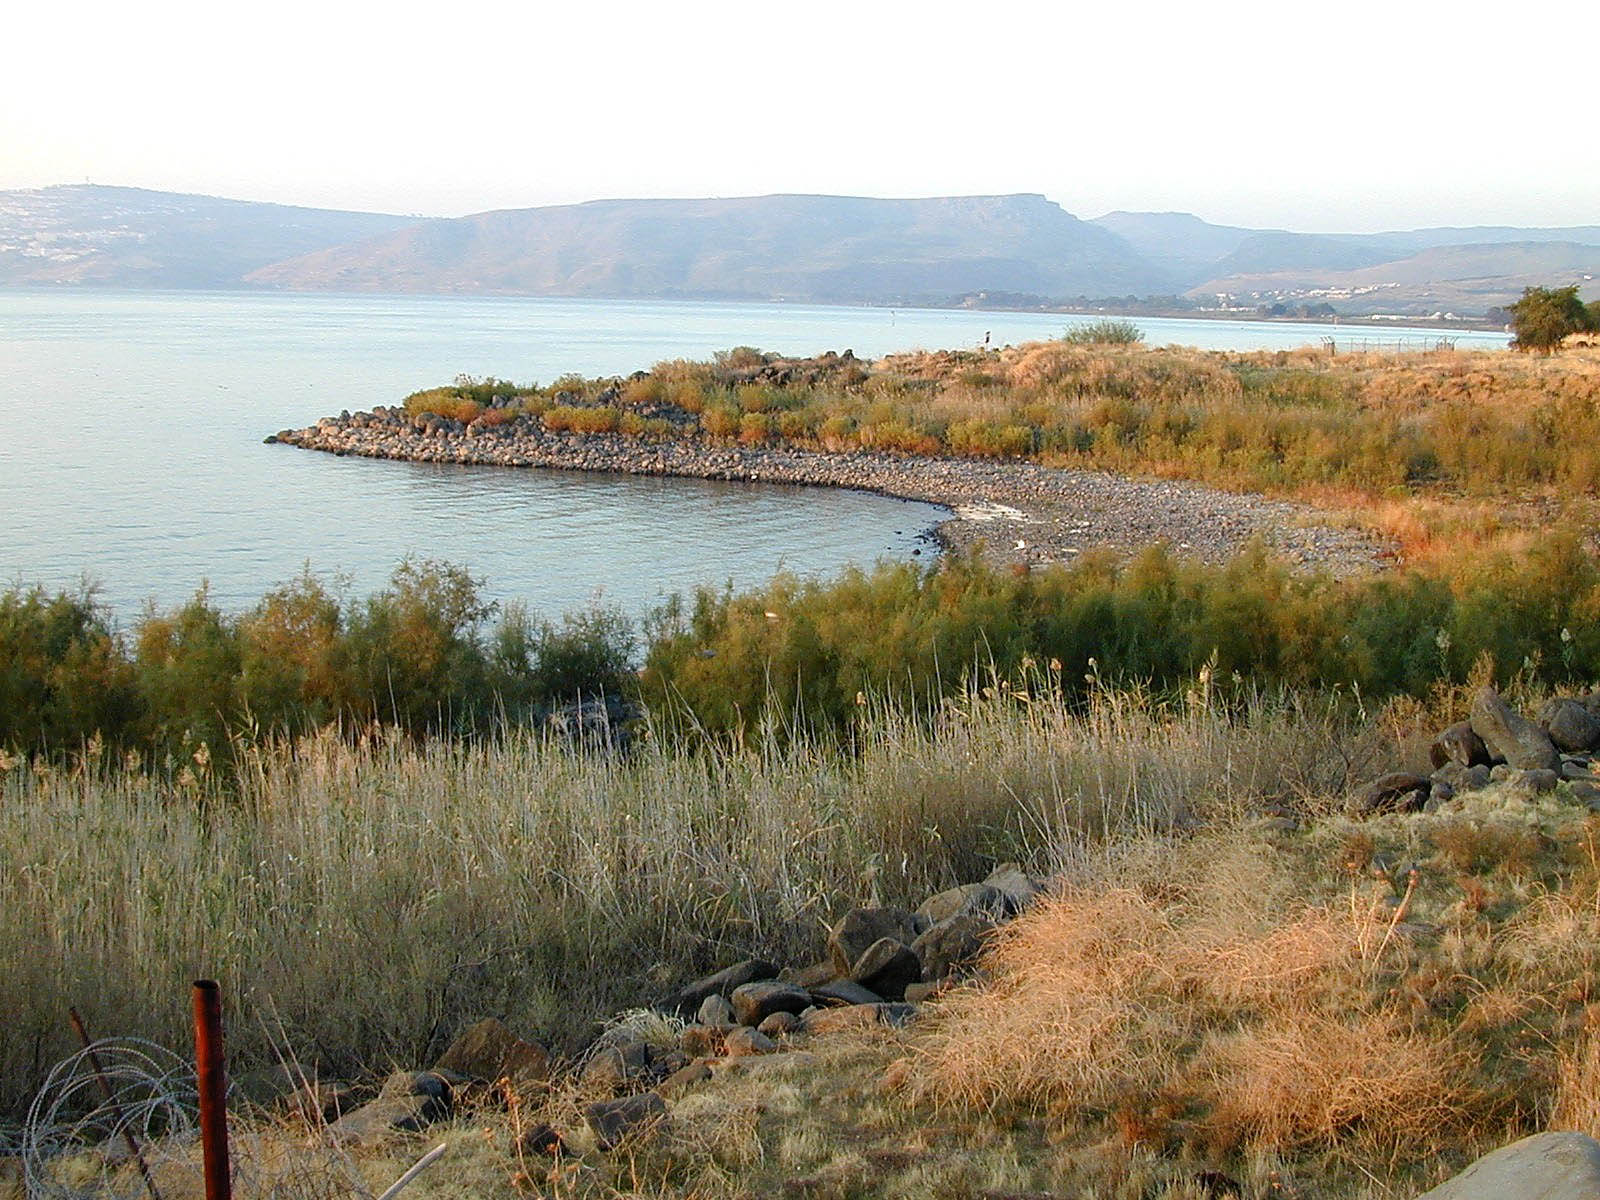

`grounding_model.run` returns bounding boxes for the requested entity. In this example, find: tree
[1509,285,1596,352]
